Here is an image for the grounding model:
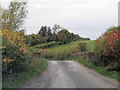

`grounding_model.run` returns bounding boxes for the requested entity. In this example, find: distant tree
[57,29,72,44]
[52,24,62,34]
[38,26,43,35]
[38,26,48,36]
[73,34,81,41]
[82,37,90,40]
[51,33,57,41]
[47,27,52,42]
[26,34,47,46]
[47,27,52,35]
[38,26,53,42]
[1,1,28,31]
[37,25,90,44]
[69,33,81,41]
